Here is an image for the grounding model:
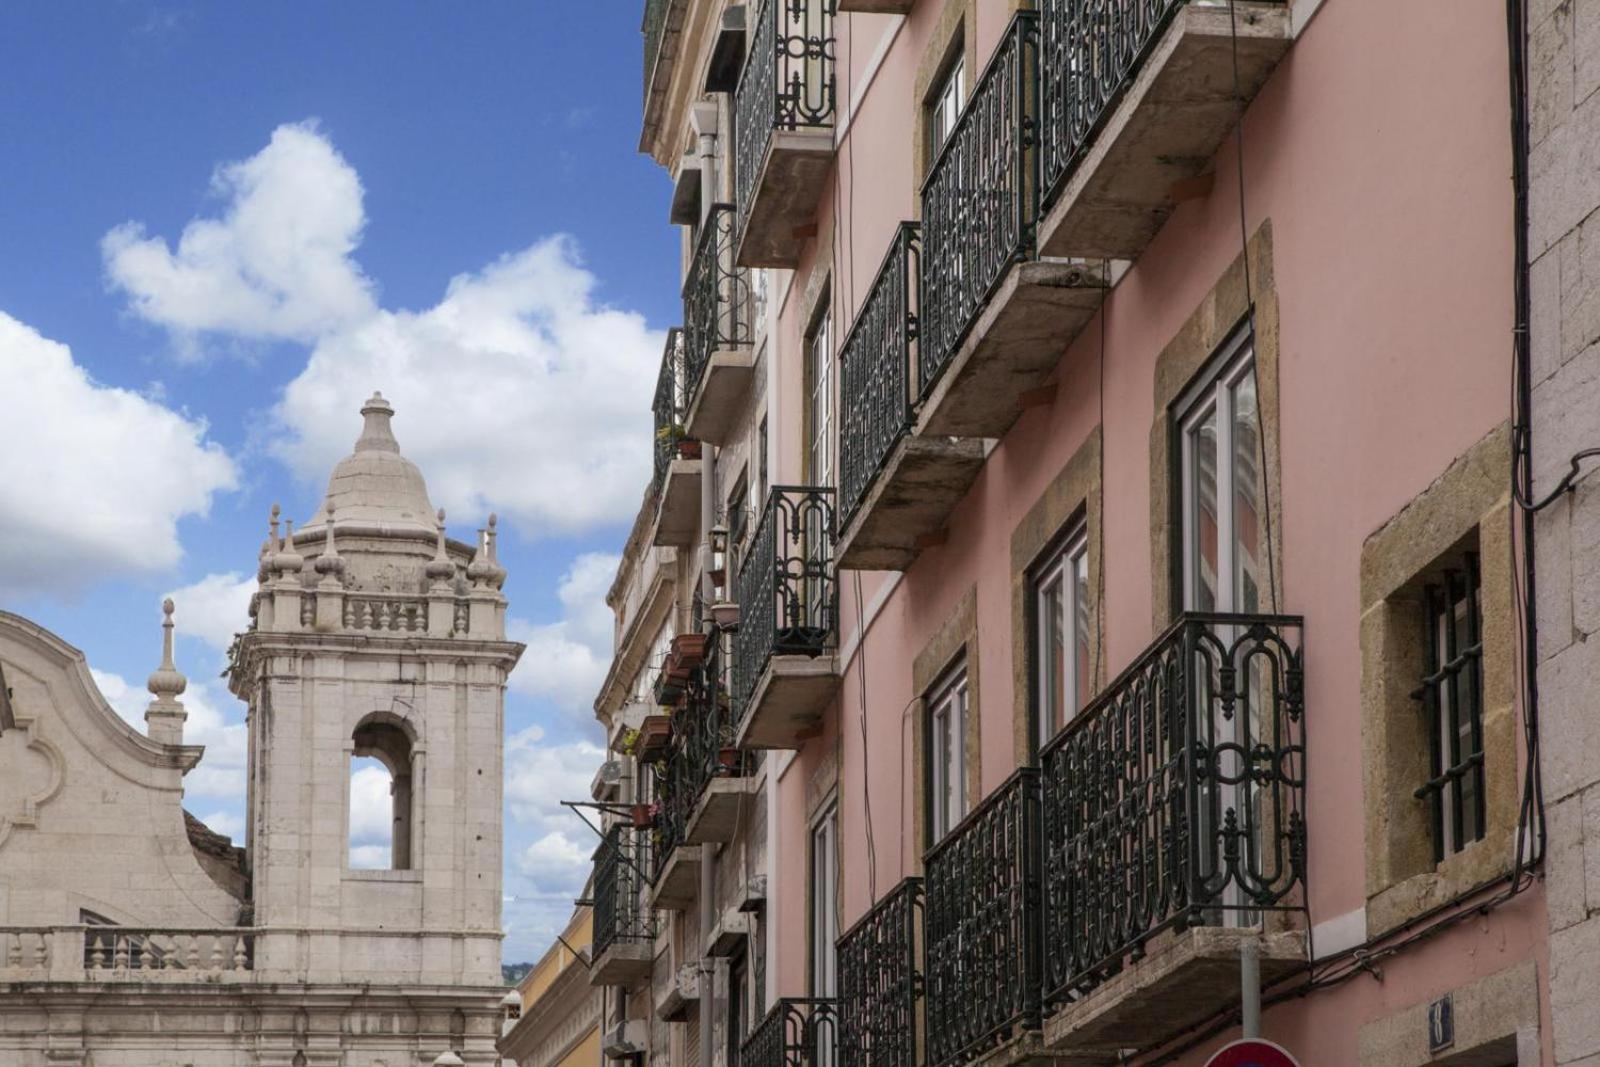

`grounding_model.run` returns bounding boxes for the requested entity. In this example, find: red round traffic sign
[1204,1038,1302,1067]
